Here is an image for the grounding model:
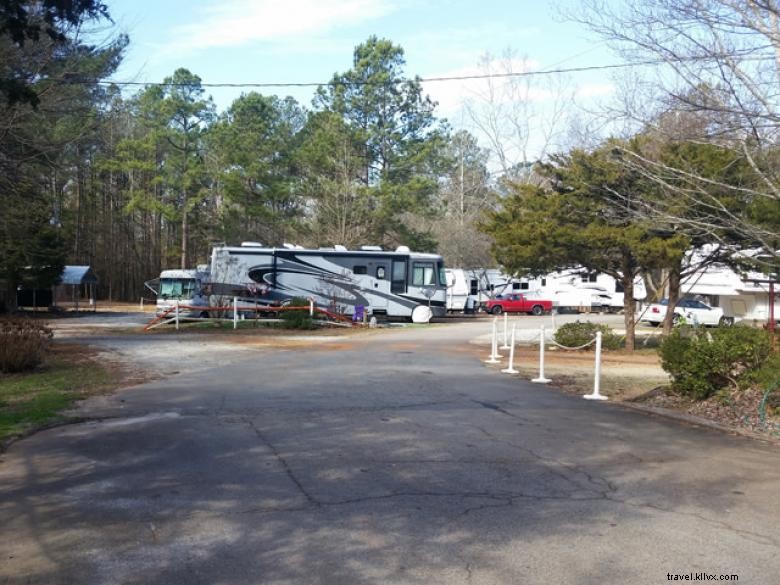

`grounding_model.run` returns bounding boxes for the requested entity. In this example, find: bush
[279,297,316,330]
[659,325,773,400]
[554,321,622,350]
[755,351,780,391]
[0,318,53,373]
